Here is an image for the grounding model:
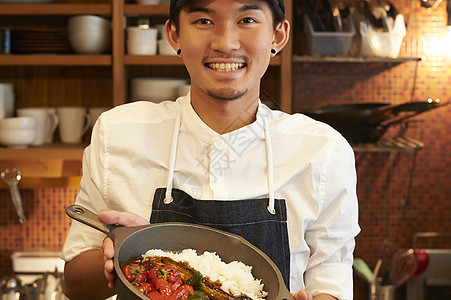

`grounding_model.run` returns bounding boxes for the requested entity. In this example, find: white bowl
[127,41,157,55]
[68,15,111,32]
[69,32,111,54]
[0,128,37,148]
[0,117,36,129]
[135,0,160,4]
[131,77,189,102]
[69,26,110,36]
